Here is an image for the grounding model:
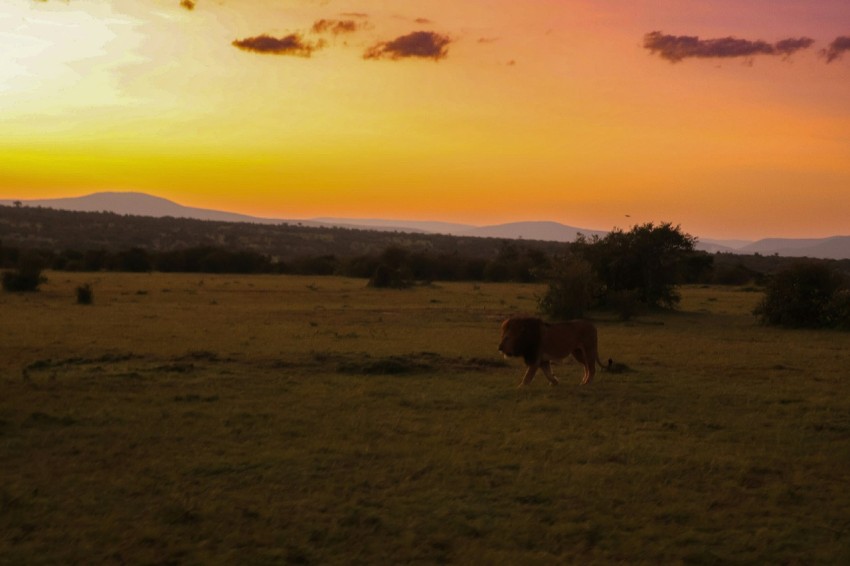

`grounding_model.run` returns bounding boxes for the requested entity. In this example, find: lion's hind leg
[572,348,587,383]
[573,347,595,385]
[582,361,596,385]
[582,347,599,384]
[540,361,559,386]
